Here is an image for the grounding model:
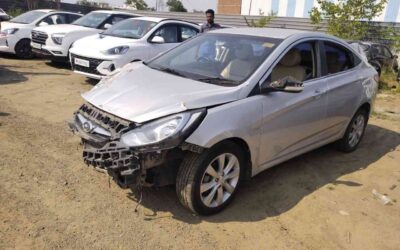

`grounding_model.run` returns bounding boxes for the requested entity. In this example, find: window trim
[258,38,321,88]
[319,40,362,78]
